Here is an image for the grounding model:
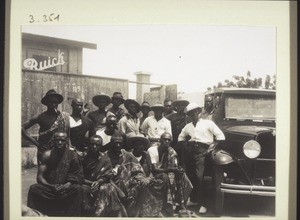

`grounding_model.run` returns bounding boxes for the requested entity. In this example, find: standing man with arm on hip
[22,89,70,164]
[178,103,225,214]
